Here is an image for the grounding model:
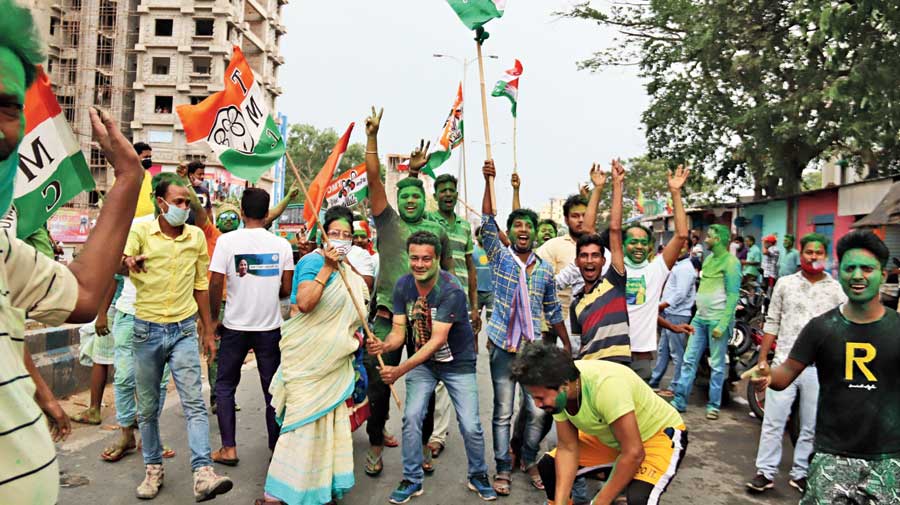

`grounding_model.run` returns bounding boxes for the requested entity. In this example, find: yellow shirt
[537,234,576,319]
[0,231,77,505]
[124,217,209,323]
